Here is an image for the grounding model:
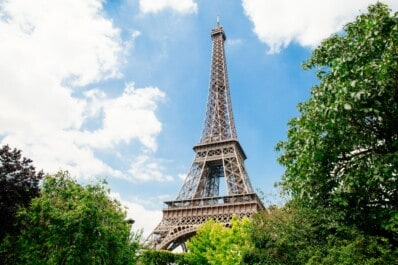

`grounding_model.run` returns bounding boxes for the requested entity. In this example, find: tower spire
[147,23,264,251]
[200,20,235,144]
